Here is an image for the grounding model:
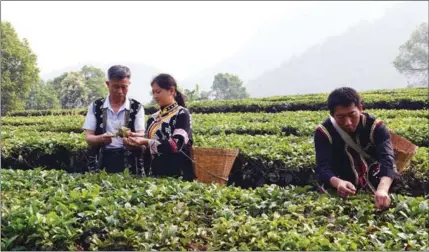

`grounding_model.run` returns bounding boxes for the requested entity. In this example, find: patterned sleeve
[372,121,397,179]
[148,109,191,155]
[314,127,336,185]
